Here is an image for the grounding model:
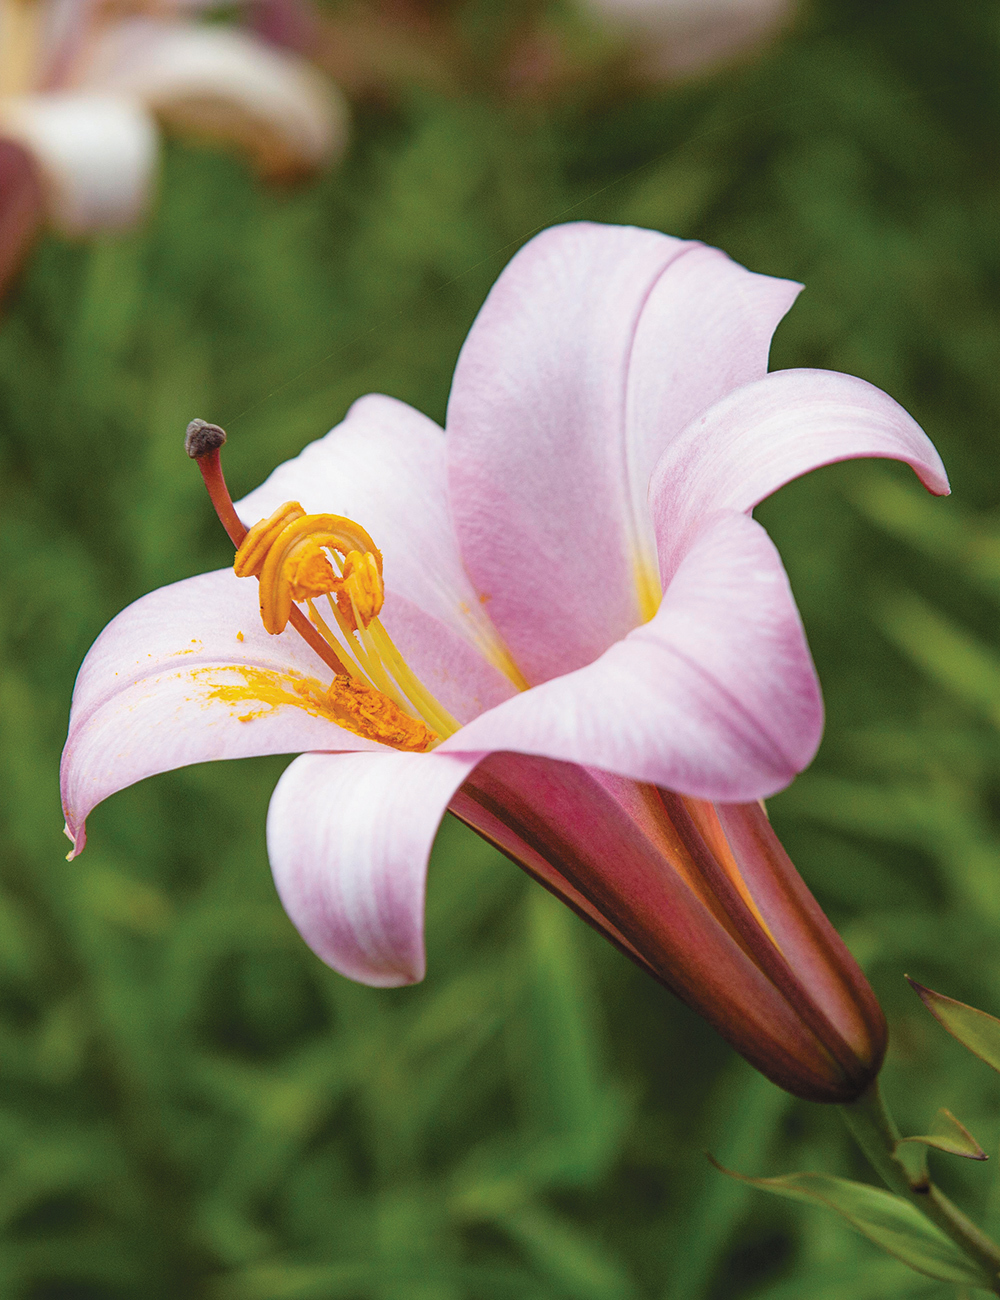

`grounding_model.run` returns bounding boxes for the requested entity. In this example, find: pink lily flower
[0,0,346,252]
[61,222,948,1102]
[577,0,795,80]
